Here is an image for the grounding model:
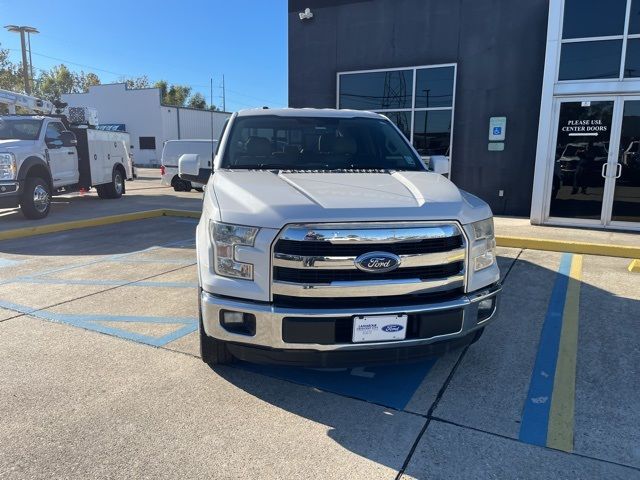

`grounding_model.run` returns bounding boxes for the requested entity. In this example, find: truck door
[44,121,79,187]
